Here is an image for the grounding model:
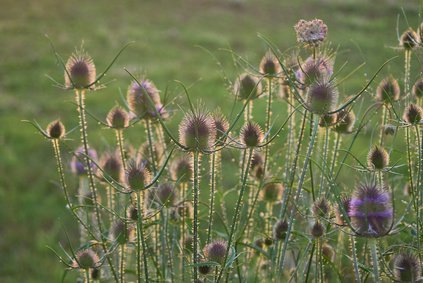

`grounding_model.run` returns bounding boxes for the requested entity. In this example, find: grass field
[0,0,421,281]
